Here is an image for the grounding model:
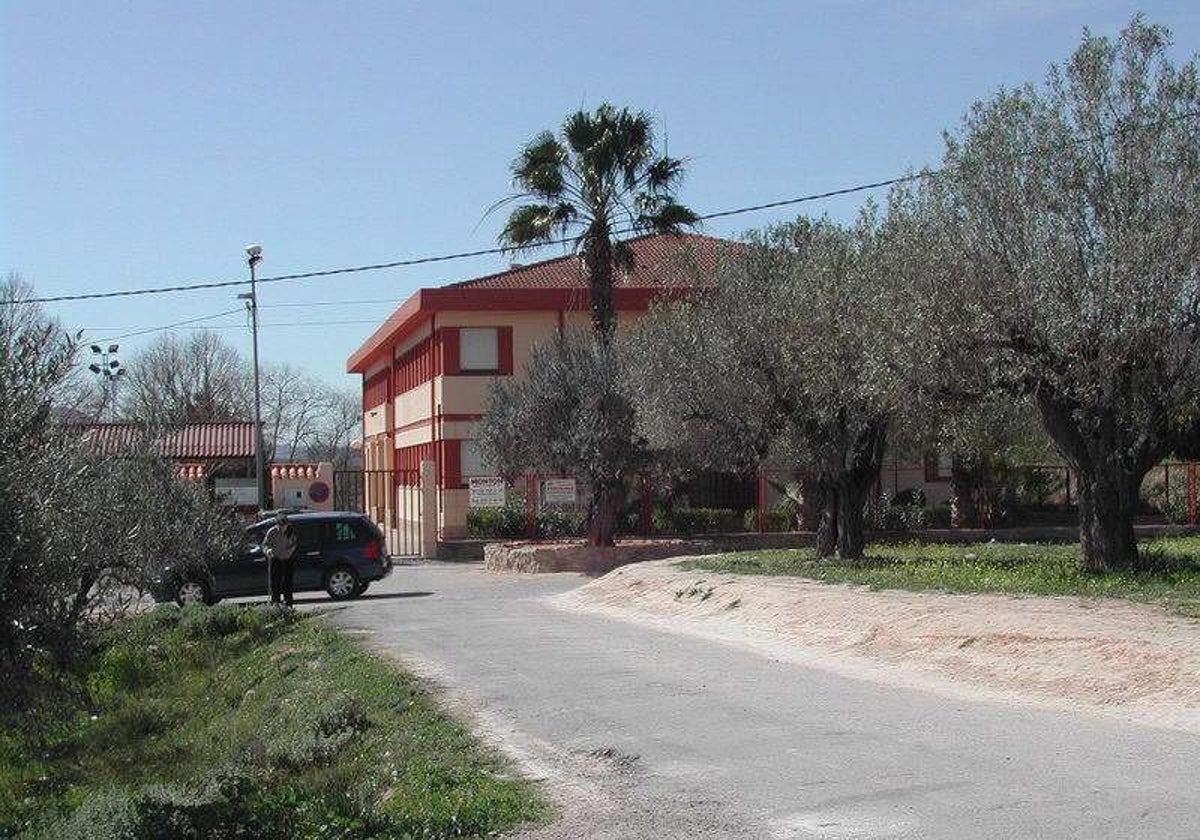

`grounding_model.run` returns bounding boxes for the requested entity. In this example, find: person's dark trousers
[280,558,295,606]
[268,555,283,604]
